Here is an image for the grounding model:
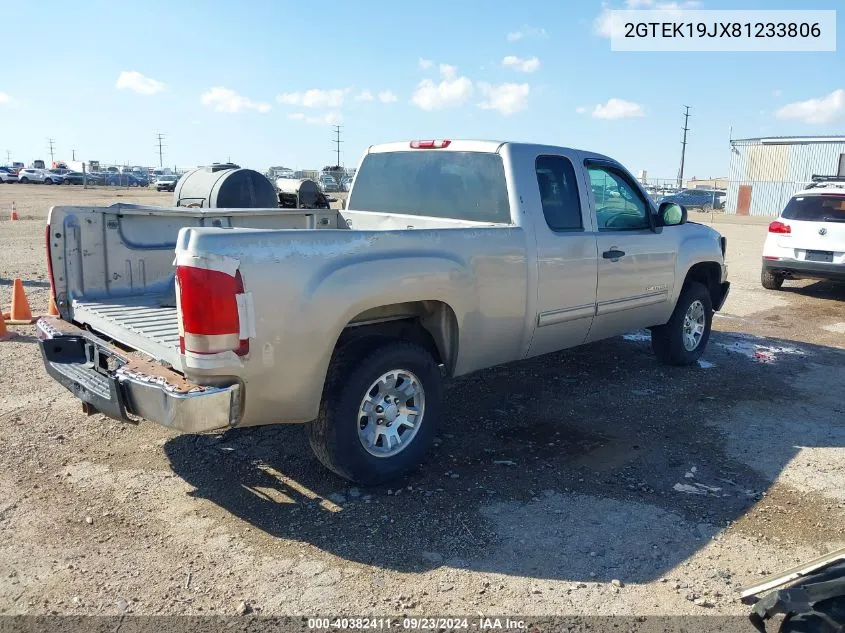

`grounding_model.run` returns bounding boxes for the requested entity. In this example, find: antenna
[47,137,56,164]
[332,125,343,168]
[677,106,690,189]
[156,133,166,168]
